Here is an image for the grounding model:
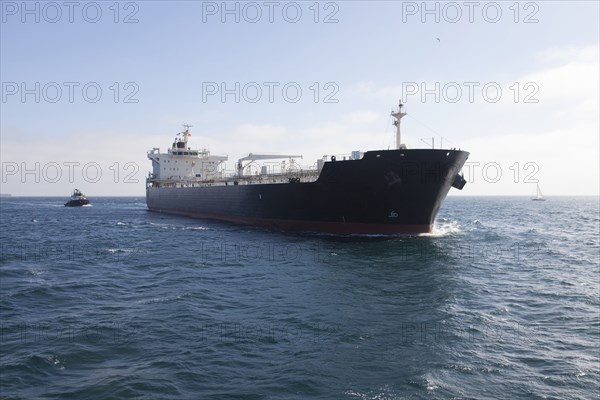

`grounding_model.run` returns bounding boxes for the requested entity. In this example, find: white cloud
[536,45,599,64]
[340,45,600,196]
[0,129,161,196]
[457,127,599,196]
[2,46,597,196]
